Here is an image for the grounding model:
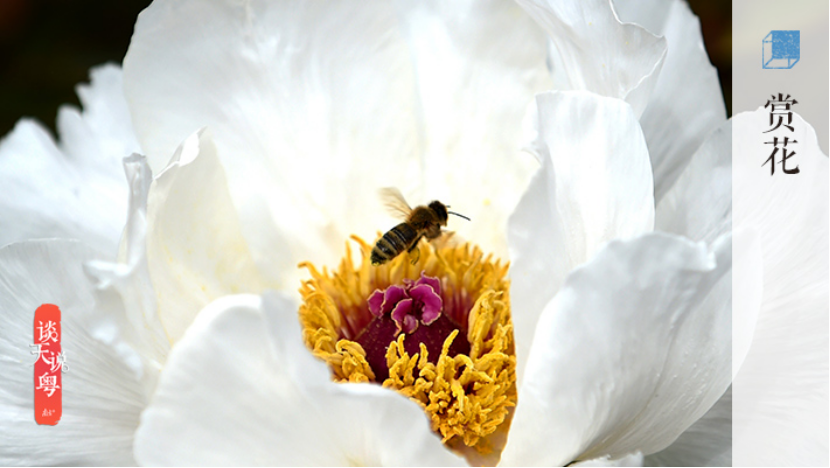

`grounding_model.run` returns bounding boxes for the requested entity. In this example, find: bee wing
[379,187,412,220]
